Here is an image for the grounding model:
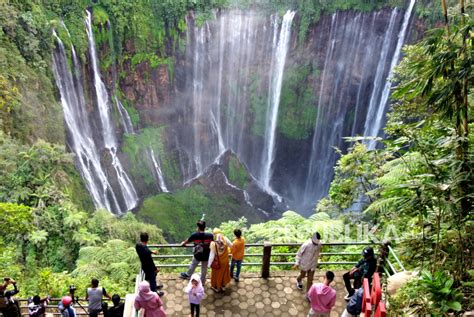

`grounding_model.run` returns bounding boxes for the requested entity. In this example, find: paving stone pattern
[157,271,347,316]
